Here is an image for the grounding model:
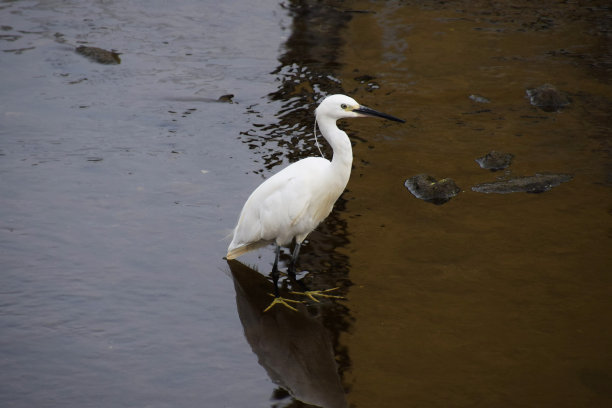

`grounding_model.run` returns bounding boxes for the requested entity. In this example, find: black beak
[353,106,405,123]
